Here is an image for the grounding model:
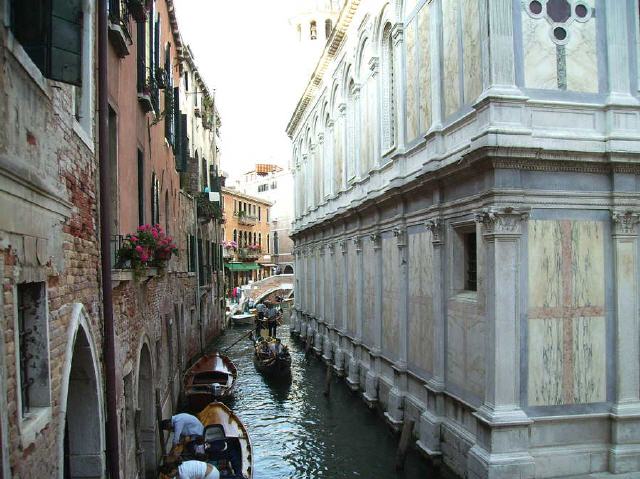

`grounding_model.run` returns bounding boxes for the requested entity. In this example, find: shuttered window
[10,0,83,86]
